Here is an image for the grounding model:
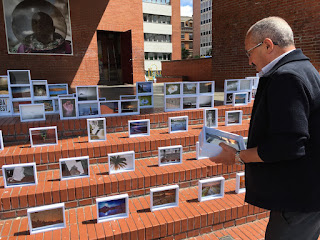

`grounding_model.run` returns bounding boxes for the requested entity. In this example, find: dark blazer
[246,49,320,211]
